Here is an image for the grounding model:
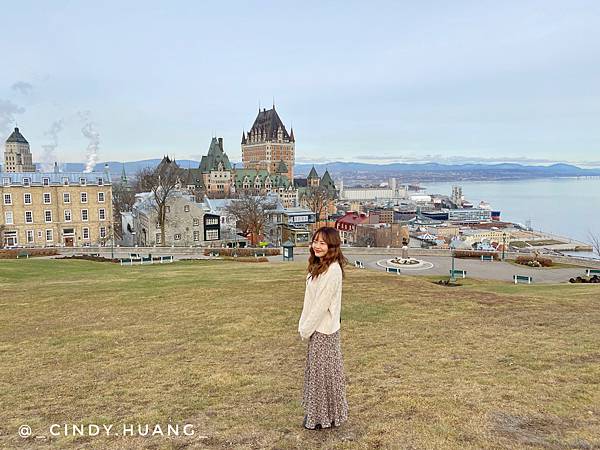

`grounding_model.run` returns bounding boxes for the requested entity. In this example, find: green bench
[386,267,401,274]
[513,275,532,284]
[450,269,467,278]
[480,255,494,262]
[16,251,30,259]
